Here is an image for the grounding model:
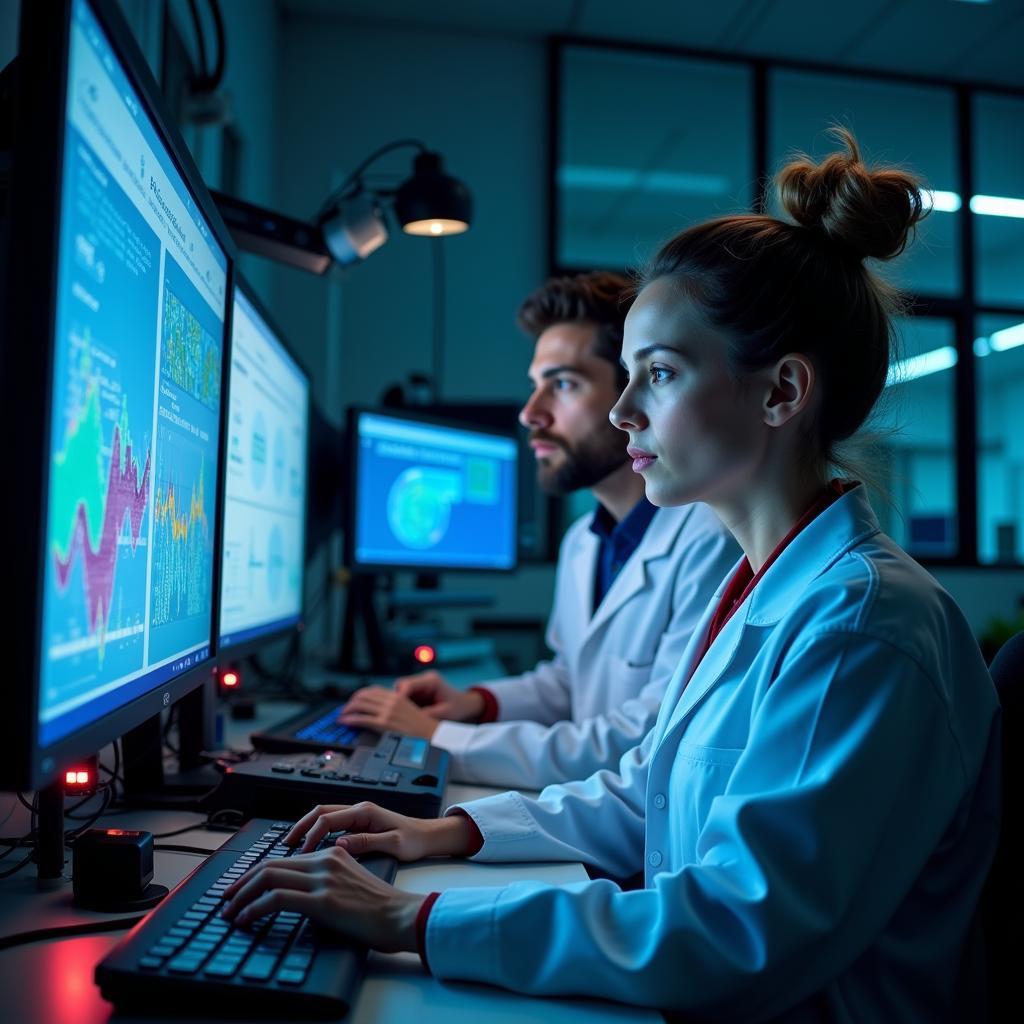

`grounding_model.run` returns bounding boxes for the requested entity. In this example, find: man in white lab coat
[339,272,738,789]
